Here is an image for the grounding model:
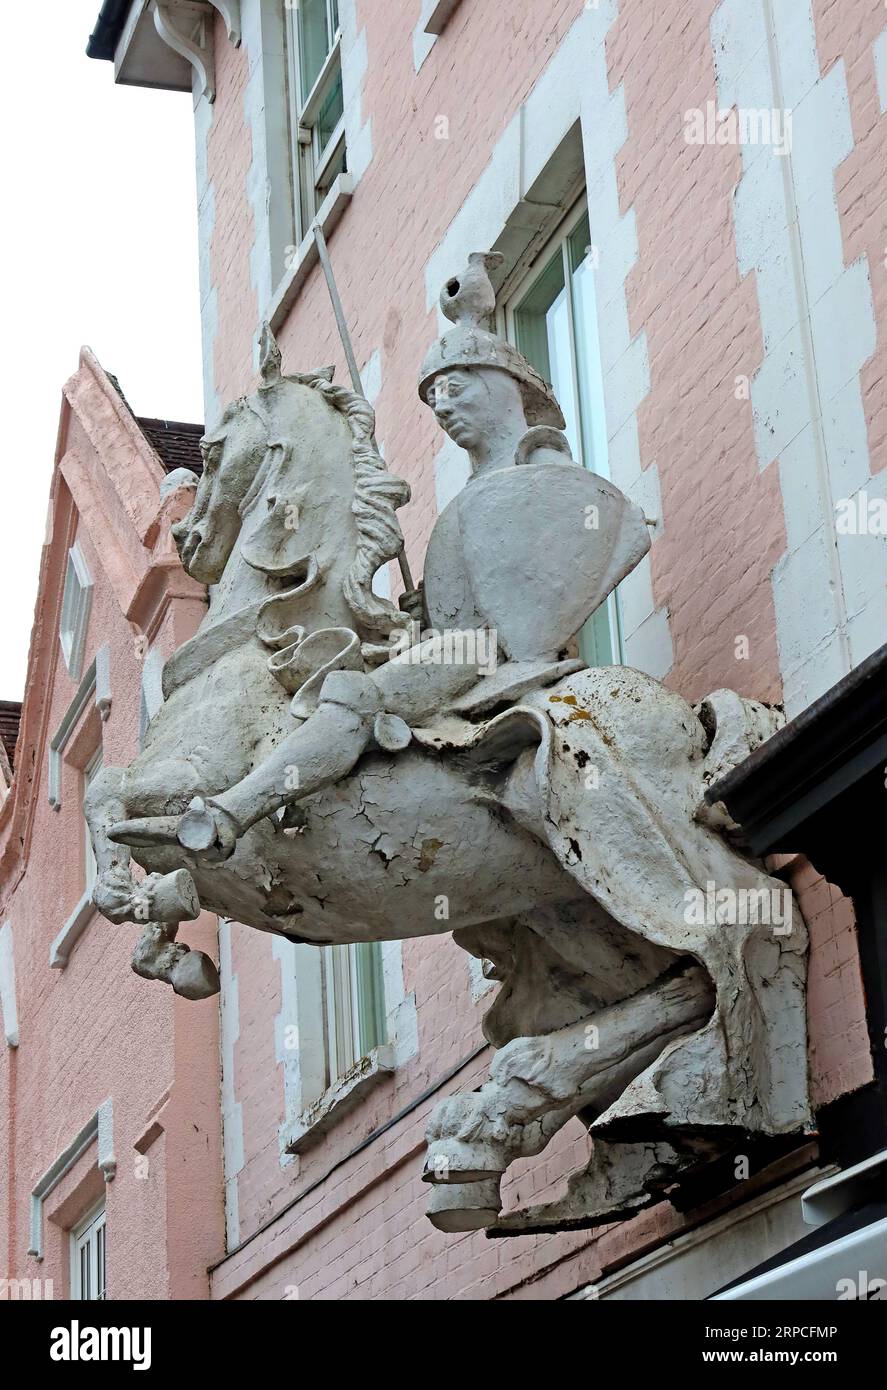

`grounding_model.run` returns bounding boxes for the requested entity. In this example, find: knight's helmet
[418,252,566,430]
